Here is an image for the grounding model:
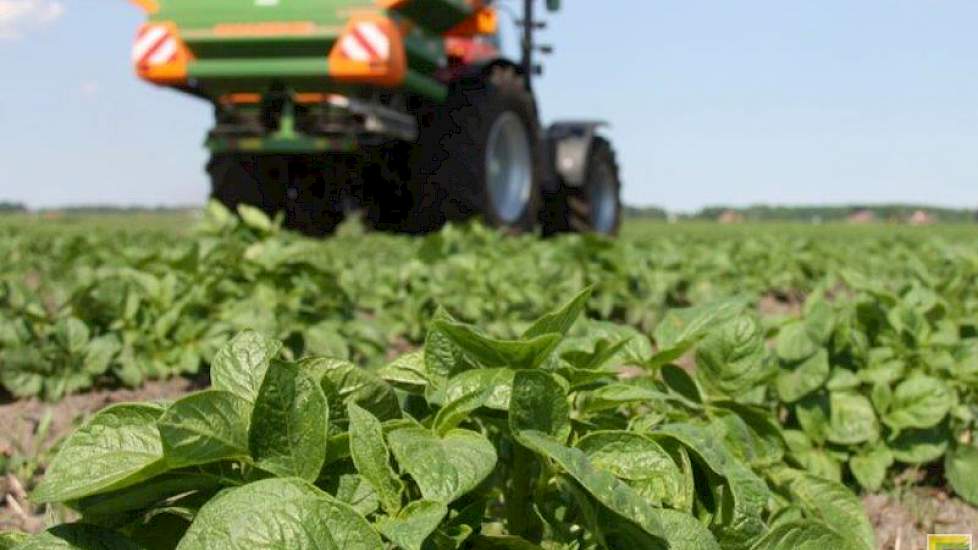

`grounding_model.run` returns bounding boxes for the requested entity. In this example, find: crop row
[4,204,977,401]
[3,291,885,549]
[1,207,977,544]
